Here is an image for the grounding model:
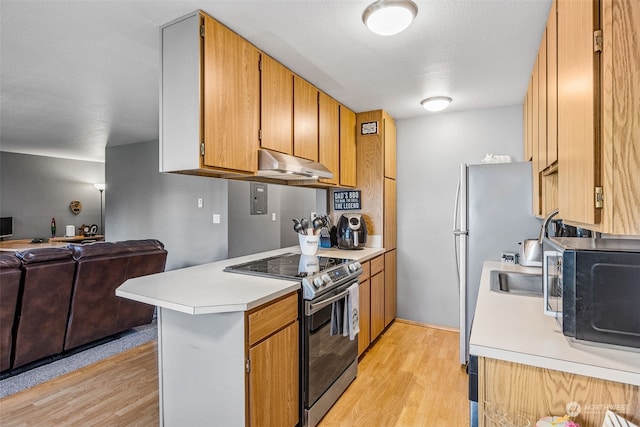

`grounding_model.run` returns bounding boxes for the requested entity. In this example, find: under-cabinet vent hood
[257,149,333,180]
